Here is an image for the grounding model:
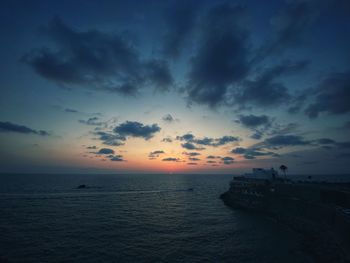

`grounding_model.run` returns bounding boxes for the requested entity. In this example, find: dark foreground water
[0,173,314,263]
